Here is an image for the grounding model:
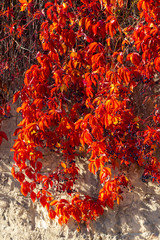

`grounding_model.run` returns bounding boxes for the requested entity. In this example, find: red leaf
[30,191,37,203]
[154,57,160,72]
[95,158,100,172]
[13,128,22,136]
[13,91,20,103]
[47,6,54,20]
[88,42,98,54]
[119,175,128,187]
[25,168,33,179]
[48,209,56,219]
[36,161,43,172]
[59,199,69,204]
[0,131,8,141]
[71,209,81,222]
[16,172,25,183]
[127,53,141,66]
[45,2,54,8]
[99,167,111,183]
[21,181,30,197]
[30,182,36,190]
[40,195,47,207]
